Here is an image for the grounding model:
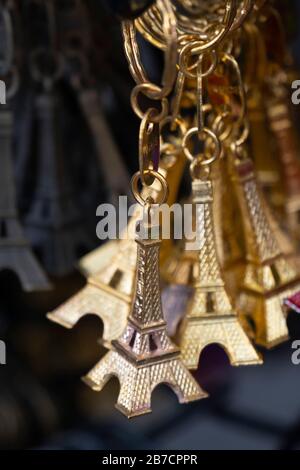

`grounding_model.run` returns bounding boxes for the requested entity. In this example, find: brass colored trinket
[83,173,207,417]
[232,157,300,348]
[178,178,262,369]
